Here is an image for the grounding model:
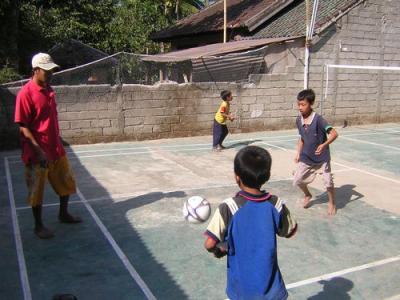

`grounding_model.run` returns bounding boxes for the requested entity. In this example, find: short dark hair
[297,89,315,105]
[220,90,232,100]
[234,146,272,189]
